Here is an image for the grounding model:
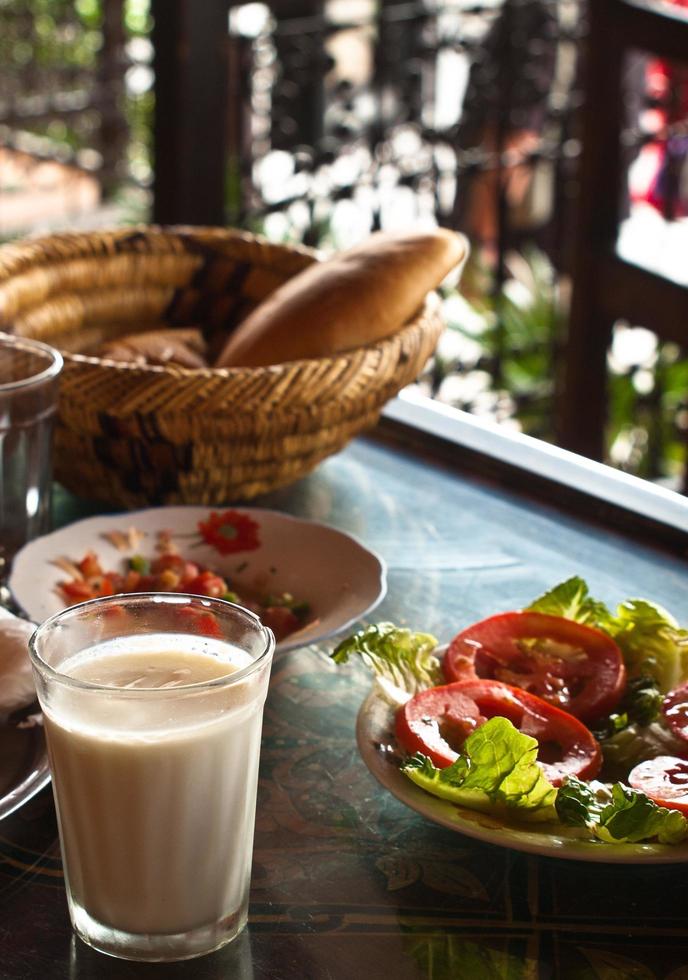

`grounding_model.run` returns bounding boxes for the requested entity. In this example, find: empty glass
[0,333,63,580]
